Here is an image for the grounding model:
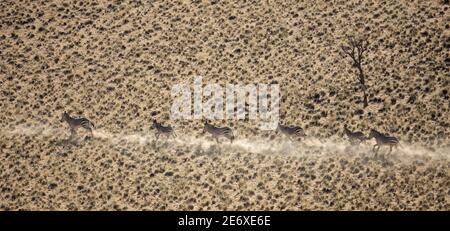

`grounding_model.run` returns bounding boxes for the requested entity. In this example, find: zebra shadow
[207,144,222,155]
[189,143,221,157]
[378,156,395,167]
[151,139,173,150]
[50,136,93,147]
[369,151,396,166]
[344,143,362,153]
[50,138,79,147]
